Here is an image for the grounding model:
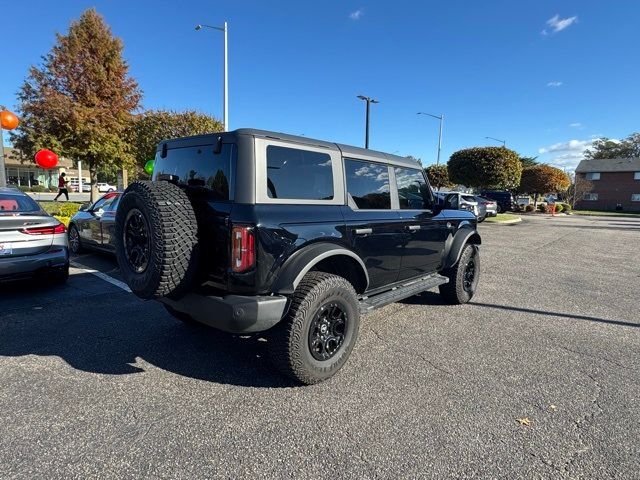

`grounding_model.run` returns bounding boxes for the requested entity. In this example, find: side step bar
[359,273,449,314]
